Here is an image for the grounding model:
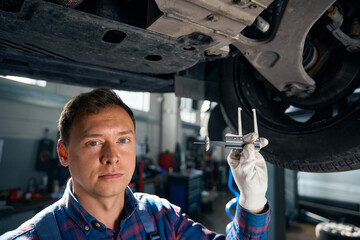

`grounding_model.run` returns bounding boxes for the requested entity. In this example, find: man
[1,88,270,239]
